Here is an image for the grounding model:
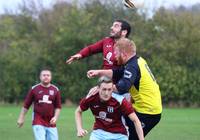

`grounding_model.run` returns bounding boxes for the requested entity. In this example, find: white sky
[144,0,200,10]
[0,0,200,14]
[0,0,55,14]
